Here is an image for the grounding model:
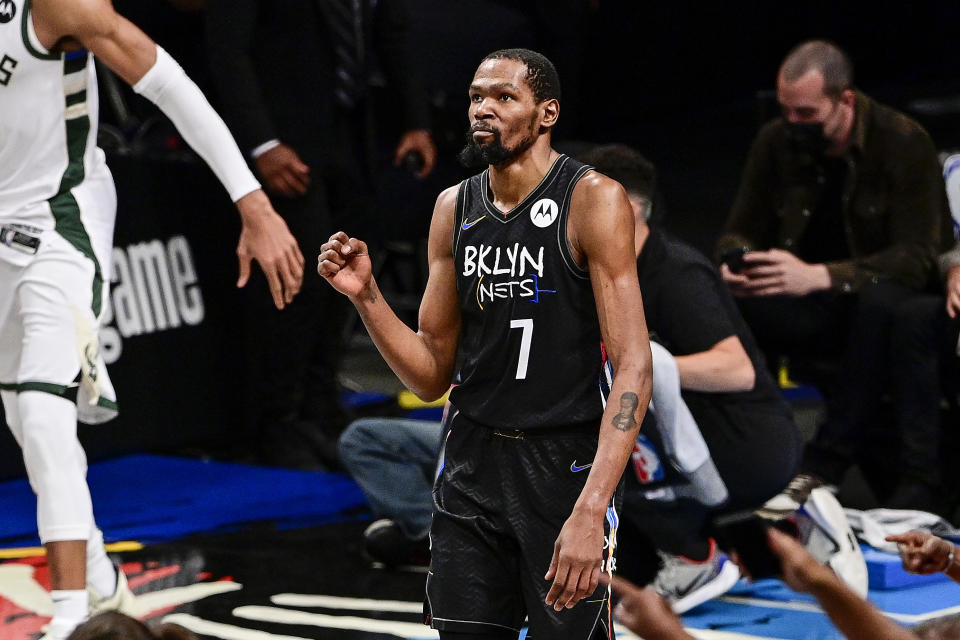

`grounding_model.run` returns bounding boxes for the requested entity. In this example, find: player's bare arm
[33,0,304,310]
[545,172,653,611]
[318,186,461,401]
